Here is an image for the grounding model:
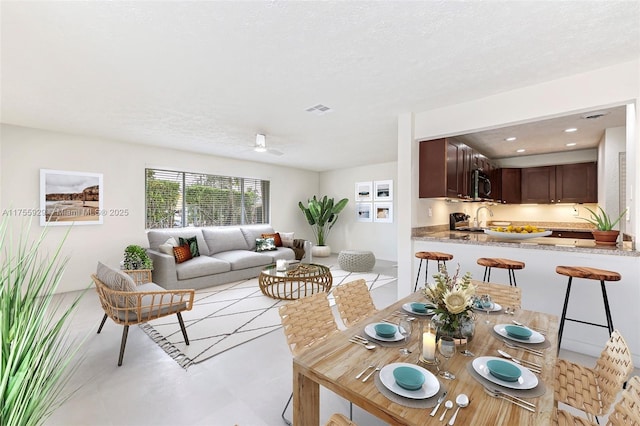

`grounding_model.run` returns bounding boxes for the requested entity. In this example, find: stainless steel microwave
[471,169,491,199]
